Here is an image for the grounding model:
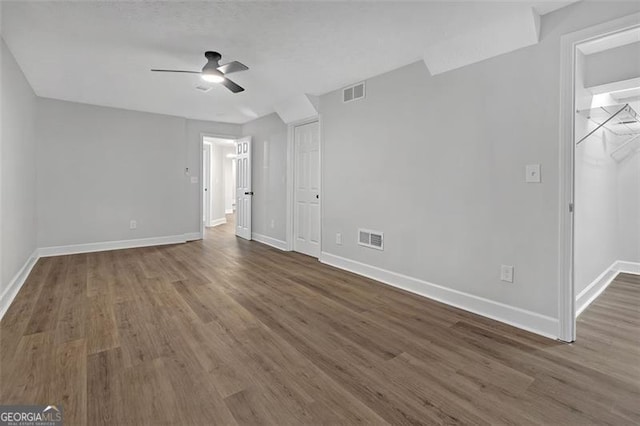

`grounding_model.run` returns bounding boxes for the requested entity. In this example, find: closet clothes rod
[576,103,629,145]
